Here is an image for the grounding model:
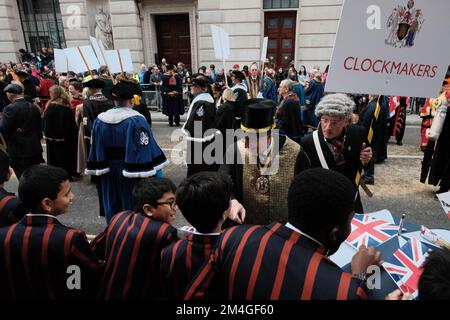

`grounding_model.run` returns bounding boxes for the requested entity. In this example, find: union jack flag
[383,238,431,299]
[345,215,398,250]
